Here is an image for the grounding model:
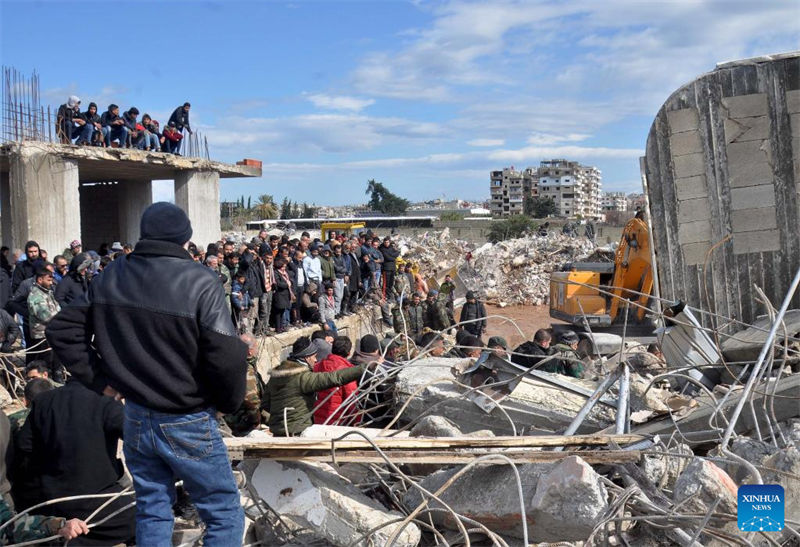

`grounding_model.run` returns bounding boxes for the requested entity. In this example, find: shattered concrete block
[673,458,738,514]
[640,443,693,490]
[529,456,609,542]
[394,359,613,436]
[245,459,421,547]
[403,462,548,540]
[709,437,773,483]
[762,446,800,541]
[409,415,464,438]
